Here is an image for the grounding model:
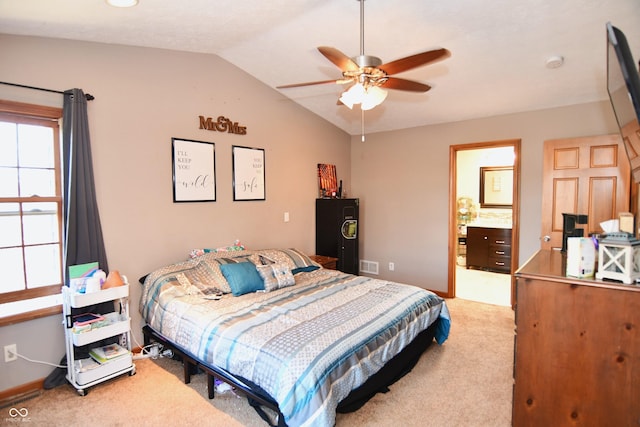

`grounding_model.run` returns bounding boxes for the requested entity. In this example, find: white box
[566,237,596,278]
